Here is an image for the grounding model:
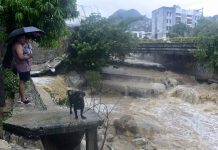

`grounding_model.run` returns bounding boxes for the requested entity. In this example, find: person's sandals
[22,100,31,104]
[17,99,31,104]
